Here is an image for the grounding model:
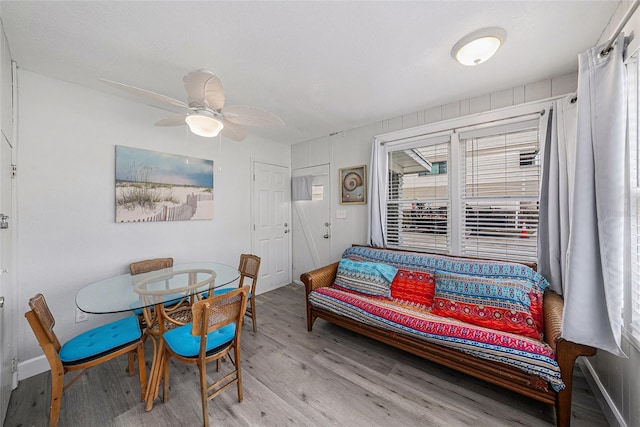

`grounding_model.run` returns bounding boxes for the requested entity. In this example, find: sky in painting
[115,146,214,188]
